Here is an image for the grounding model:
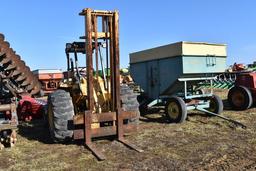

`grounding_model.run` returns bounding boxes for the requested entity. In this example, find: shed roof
[130,41,227,64]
